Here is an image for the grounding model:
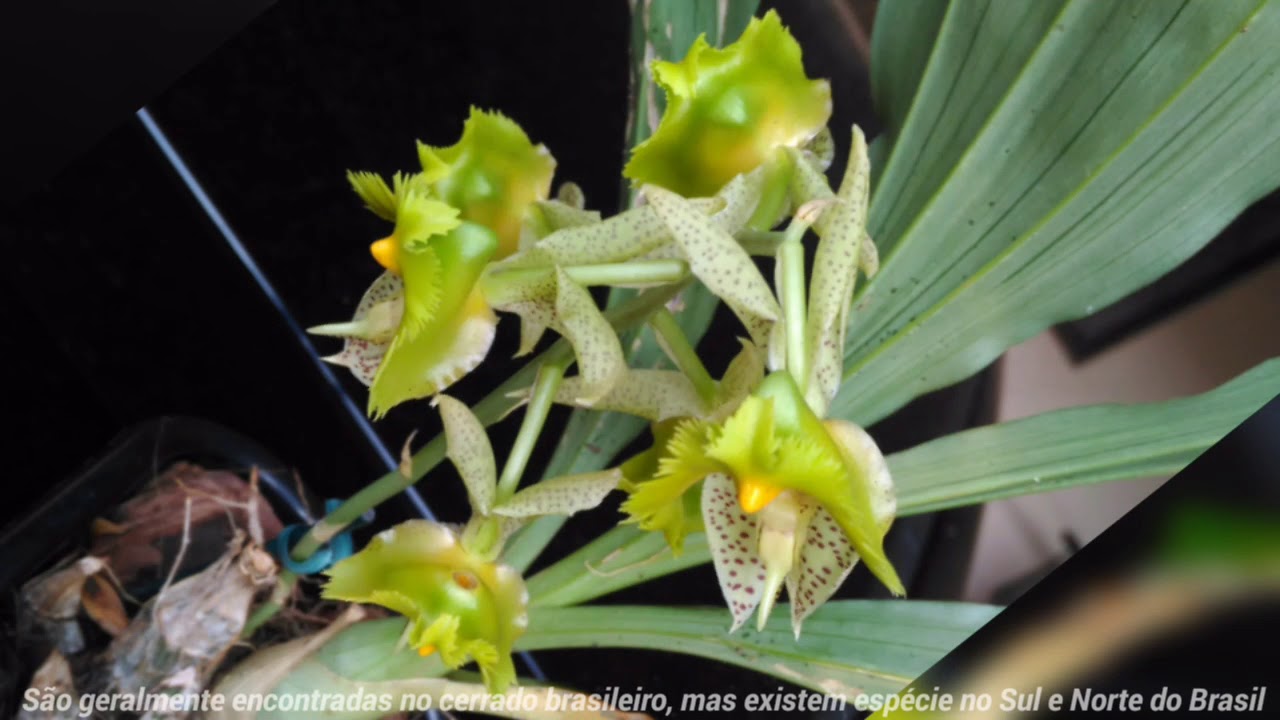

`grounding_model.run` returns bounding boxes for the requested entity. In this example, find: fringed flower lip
[309,172,501,419]
[622,370,902,638]
[309,109,559,418]
[623,9,832,211]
